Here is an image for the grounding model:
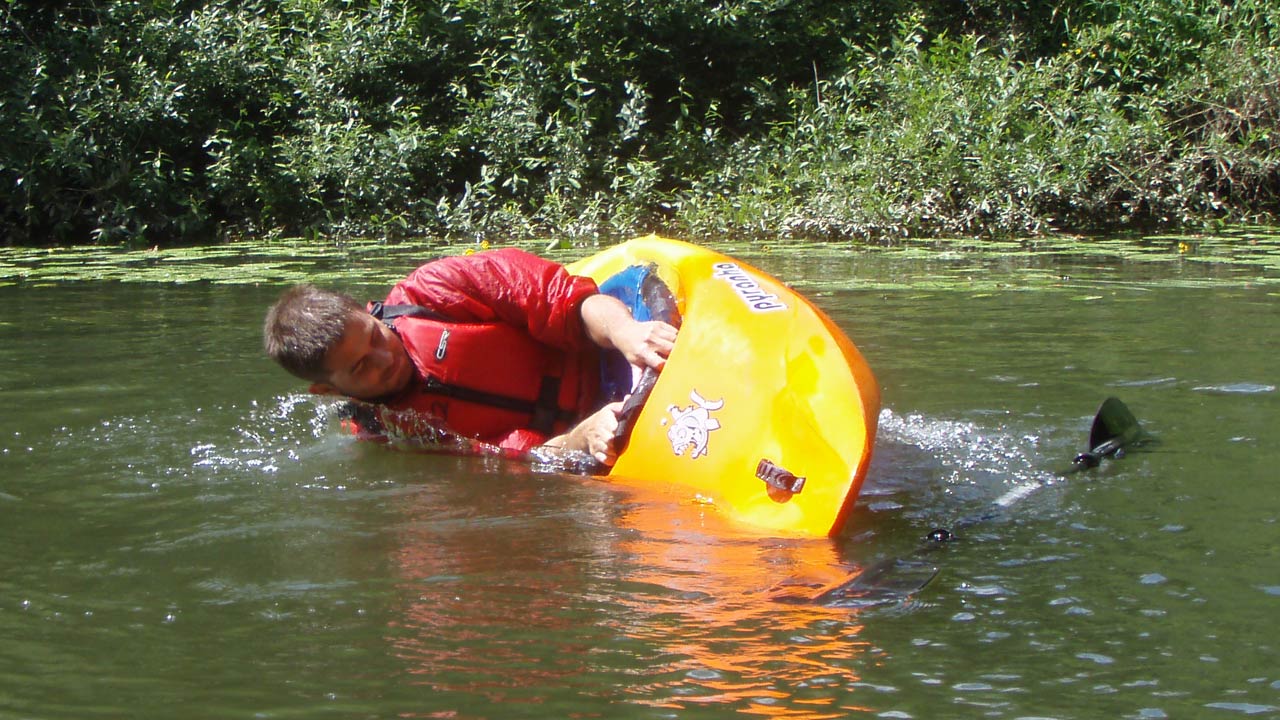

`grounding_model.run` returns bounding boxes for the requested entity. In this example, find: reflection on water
[580,511,869,717]
[383,442,886,718]
[371,394,1162,718]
